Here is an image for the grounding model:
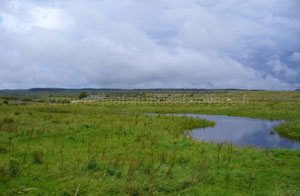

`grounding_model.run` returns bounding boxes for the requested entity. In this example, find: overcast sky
[0,0,299,90]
